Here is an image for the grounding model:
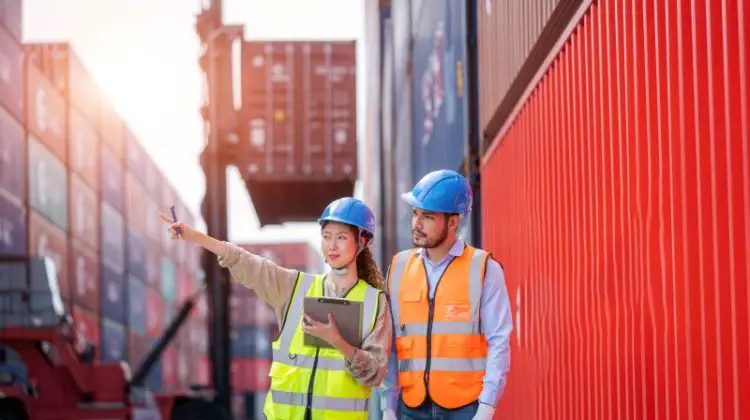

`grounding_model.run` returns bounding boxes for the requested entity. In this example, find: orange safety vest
[386,245,490,410]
